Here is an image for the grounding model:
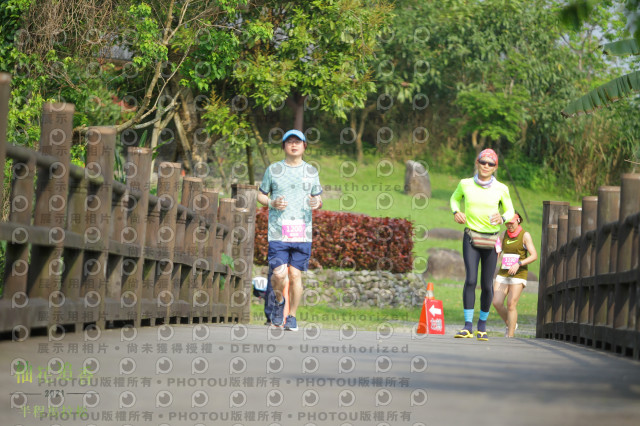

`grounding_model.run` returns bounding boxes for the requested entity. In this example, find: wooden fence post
[578,196,598,345]
[122,147,152,327]
[83,126,115,330]
[544,224,558,337]
[190,184,210,322]
[567,207,582,281]
[2,155,35,299]
[232,184,258,323]
[566,206,582,338]
[179,177,203,323]
[63,151,88,333]
[614,174,640,357]
[201,189,219,321]
[28,103,73,331]
[593,186,620,349]
[1,122,35,335]
[155,162,181,323]
[556,215,568,338]
[537,201,569,337]
[218,198,236,321]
